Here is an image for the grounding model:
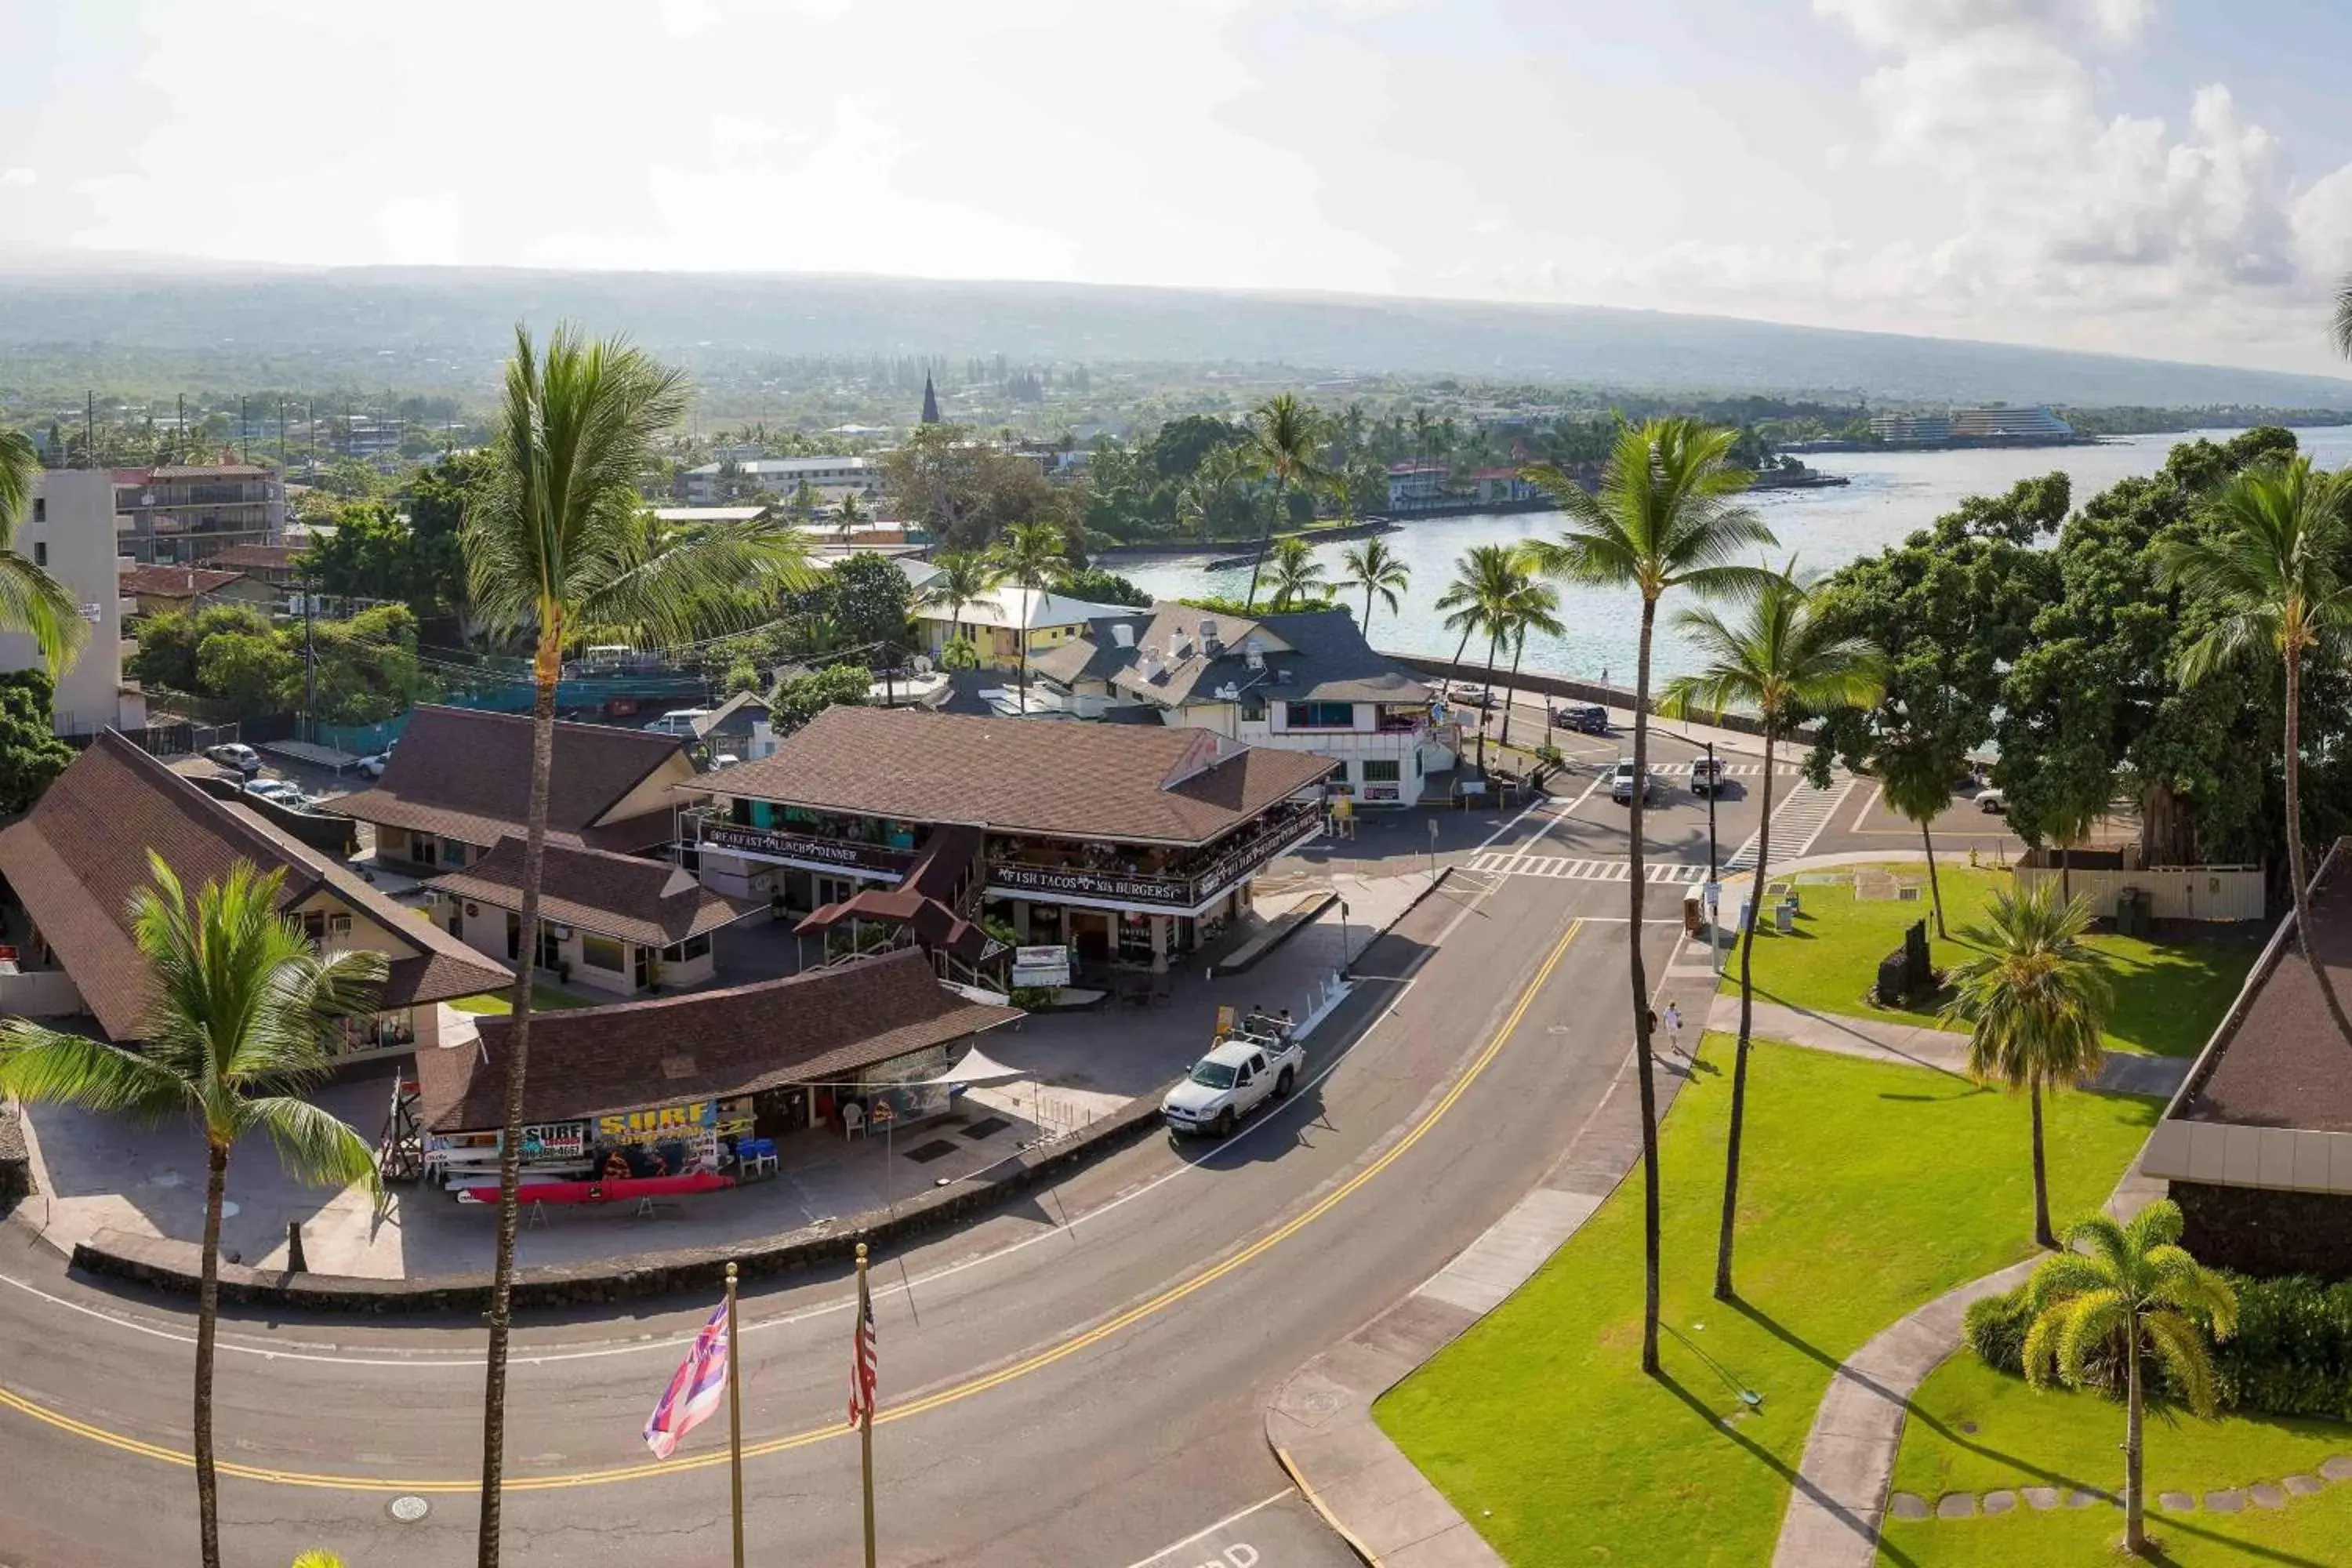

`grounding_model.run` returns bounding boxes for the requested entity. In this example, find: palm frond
[2143,1309,2222,1416]
[245,1094,382,1198]
[0,1021,193,1121]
